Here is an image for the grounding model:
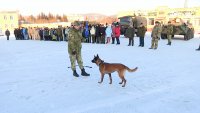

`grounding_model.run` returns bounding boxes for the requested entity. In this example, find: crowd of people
[10,21,199,51]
